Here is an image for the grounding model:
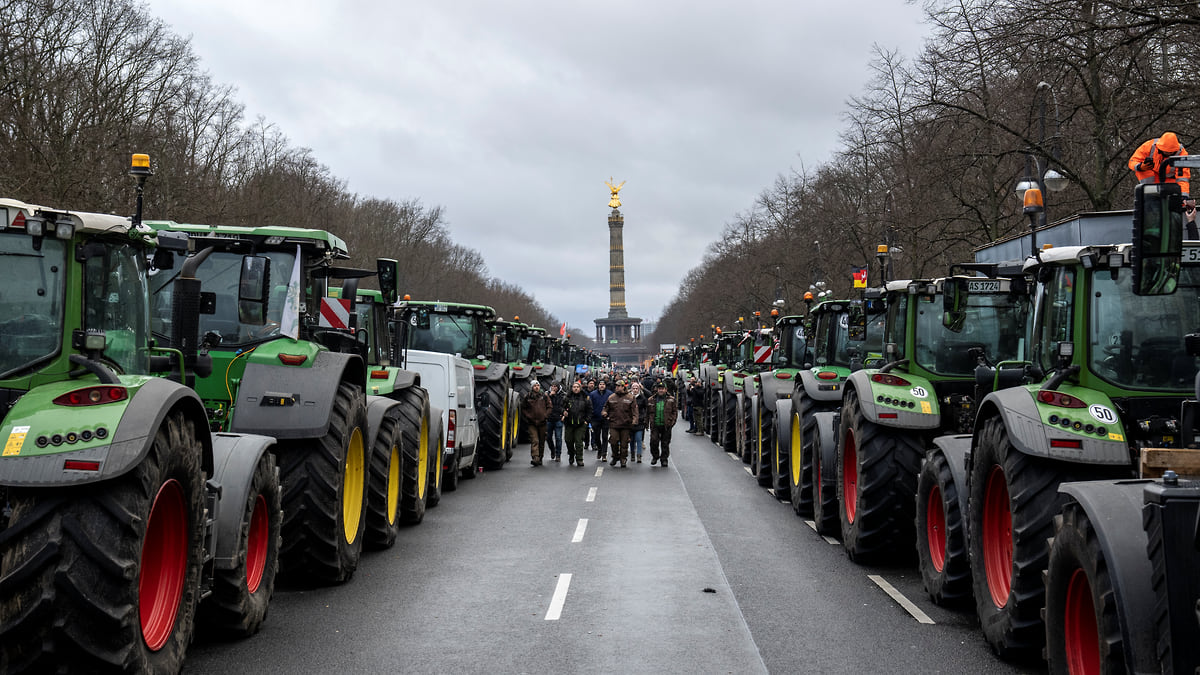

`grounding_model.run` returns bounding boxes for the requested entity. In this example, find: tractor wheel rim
[387,444,400,525]
[342,427,366,544]
[1064,568,1100,674]
[982,465,1013,608]
[246,494,269,593]
[417,416,429,500]
[842,430,858,523]
[926,484,946,572]
[790,415,802,486]
[139,478,188,651]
